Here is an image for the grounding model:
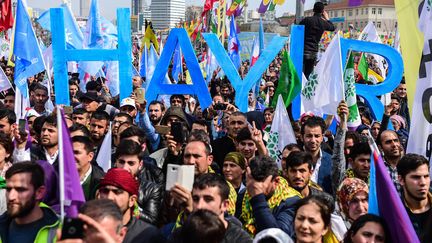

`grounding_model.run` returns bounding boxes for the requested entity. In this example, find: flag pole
[56,106,65,221]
